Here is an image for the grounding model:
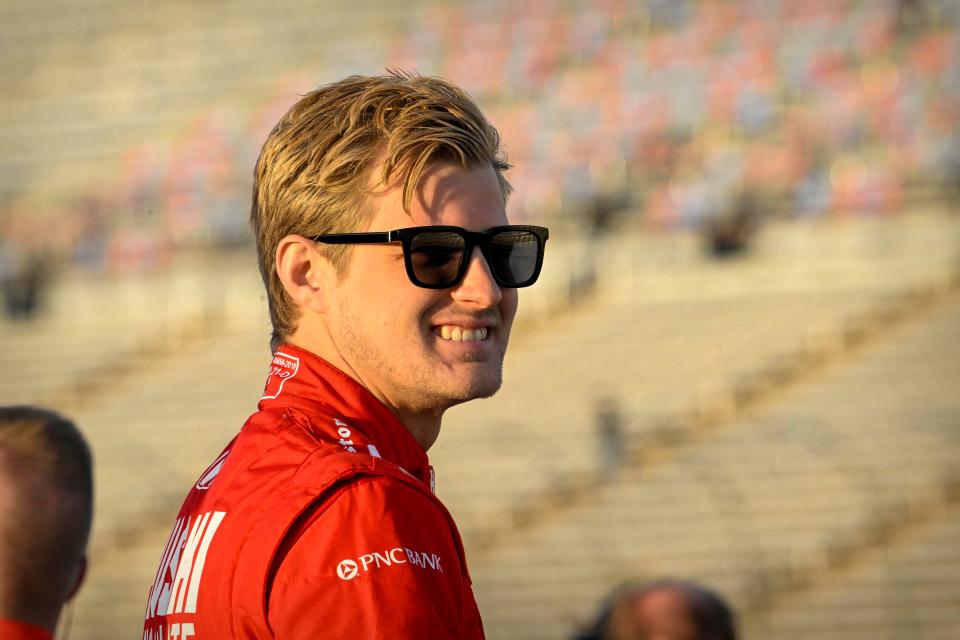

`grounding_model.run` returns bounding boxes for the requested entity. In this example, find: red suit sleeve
[266,475,476,639]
